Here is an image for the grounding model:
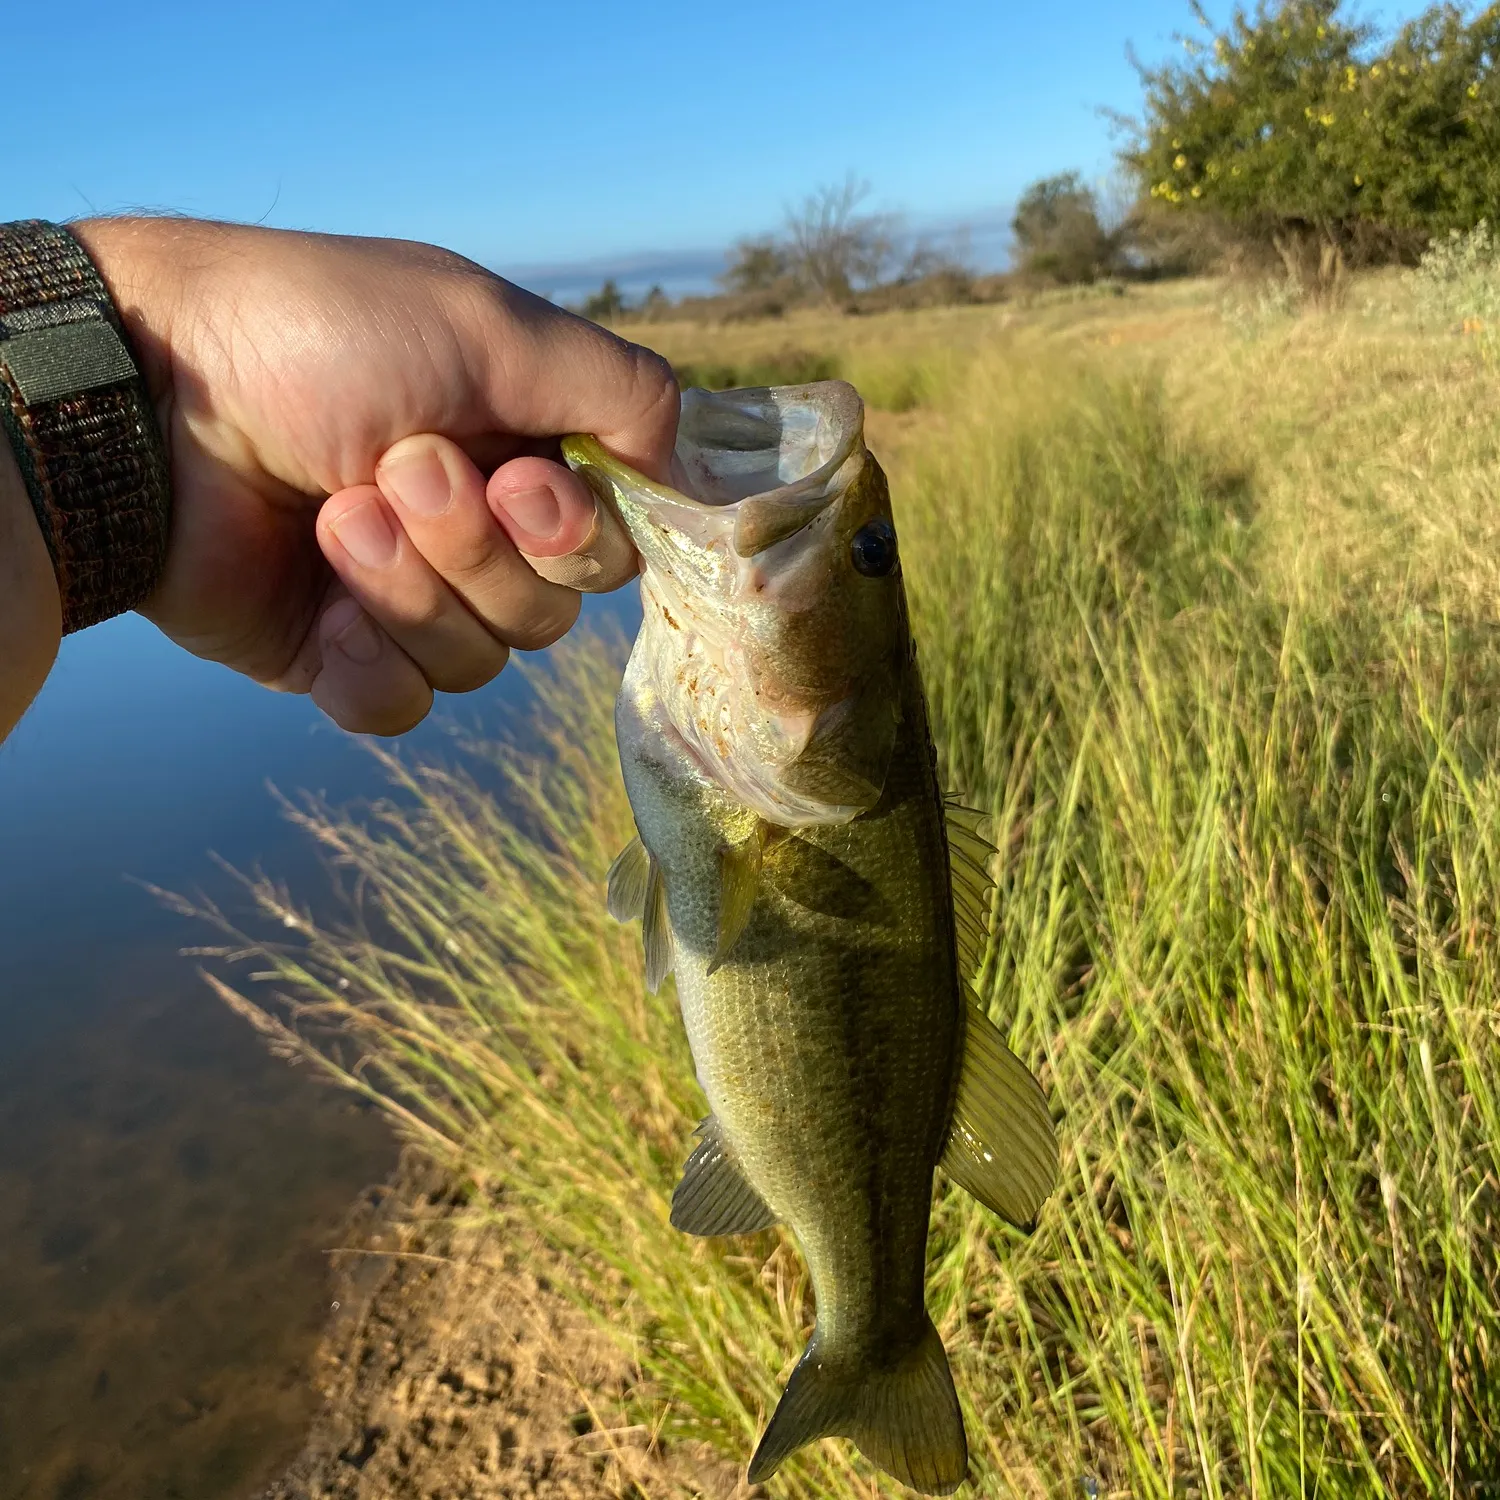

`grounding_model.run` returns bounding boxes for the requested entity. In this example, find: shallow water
[0,596,636,1500]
